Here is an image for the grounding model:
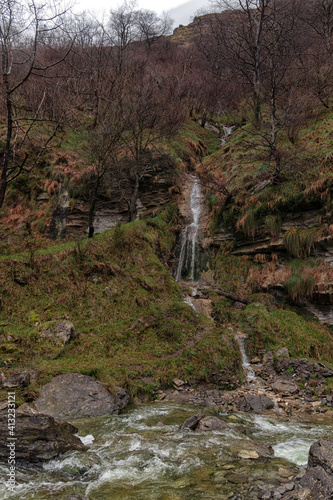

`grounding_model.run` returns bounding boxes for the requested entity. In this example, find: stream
[1,402,333,500]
